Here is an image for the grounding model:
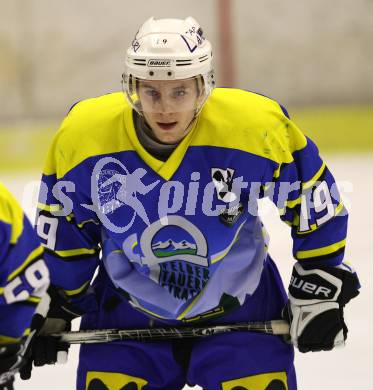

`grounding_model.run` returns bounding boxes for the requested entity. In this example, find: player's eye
[145,89,160,98]
[172,88,188,98]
